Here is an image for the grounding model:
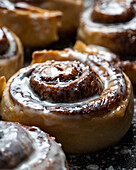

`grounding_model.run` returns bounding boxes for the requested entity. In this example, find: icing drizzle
[10,49,127,117]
